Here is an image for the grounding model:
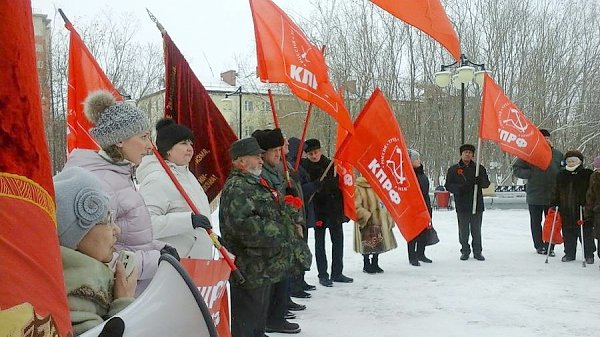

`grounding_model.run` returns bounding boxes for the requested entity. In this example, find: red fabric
[542,208,563,244]
[180,258,232,337]
[335,125,357,221]
[370,0,461,61]
[284,195,303,209]
[335,89,431,242]
[249,0,354,133]
[163,34,237,202]
[66,21,121,152]
[480,73,552,170]
[0,2,71,335]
